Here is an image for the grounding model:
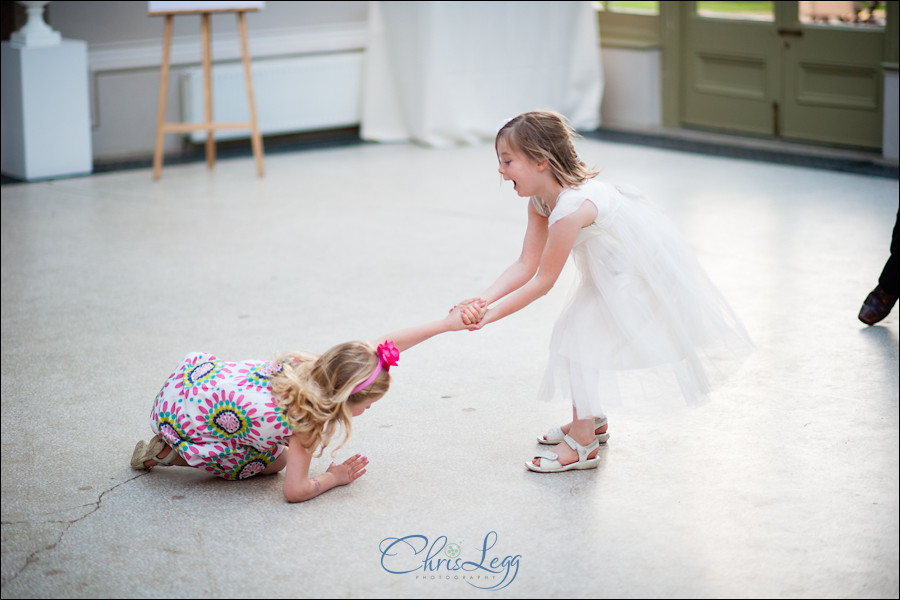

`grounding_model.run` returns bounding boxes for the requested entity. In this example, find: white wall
[600,46,661,129]
[43,0,368,161]
[49,1,367,44]
[10,3,894,165]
